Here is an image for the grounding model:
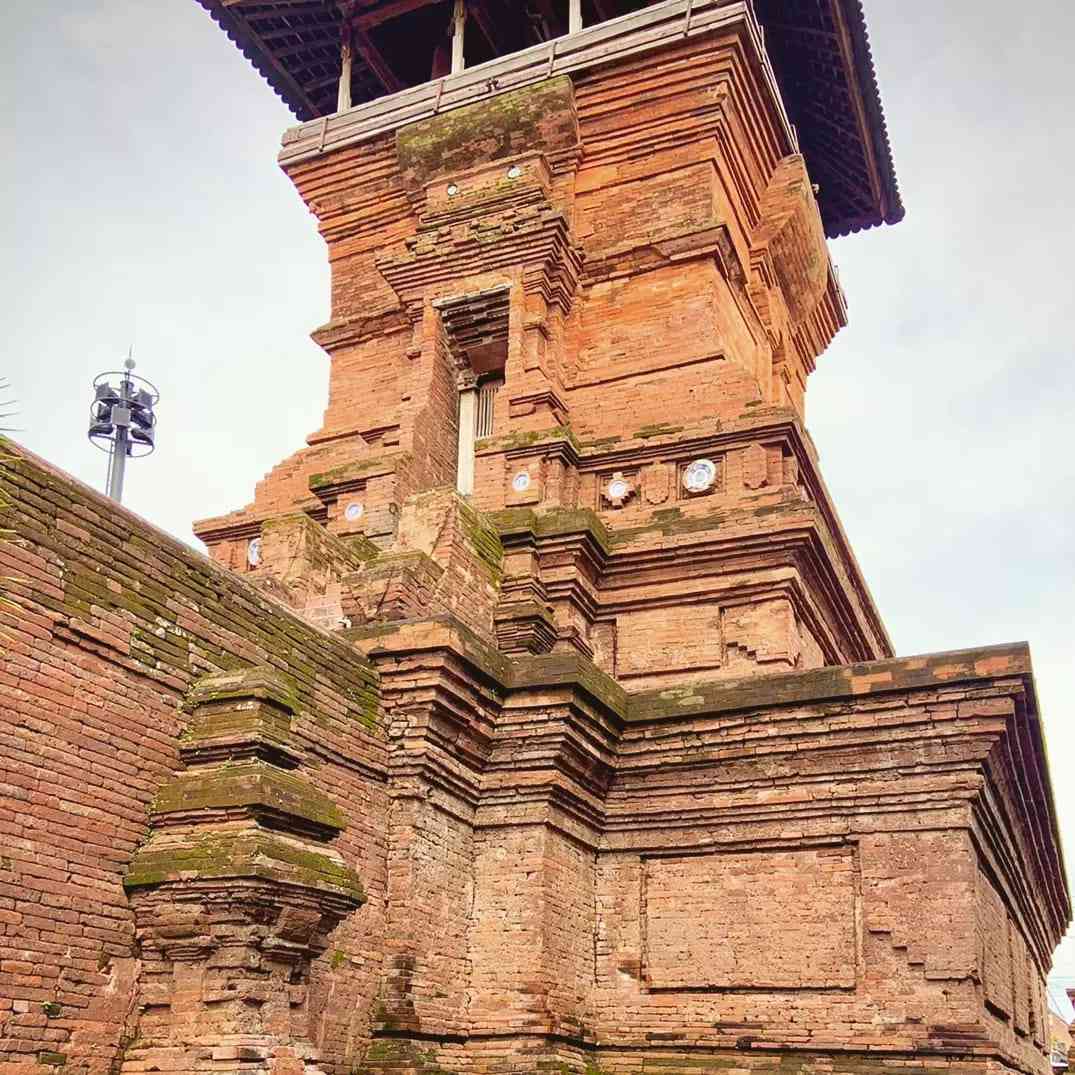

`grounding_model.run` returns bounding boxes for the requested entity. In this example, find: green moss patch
[490,506,611,556]
[152,760,346,832]
[309,452,404,493]
[397,77,577,185]
[124,830,364,902]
